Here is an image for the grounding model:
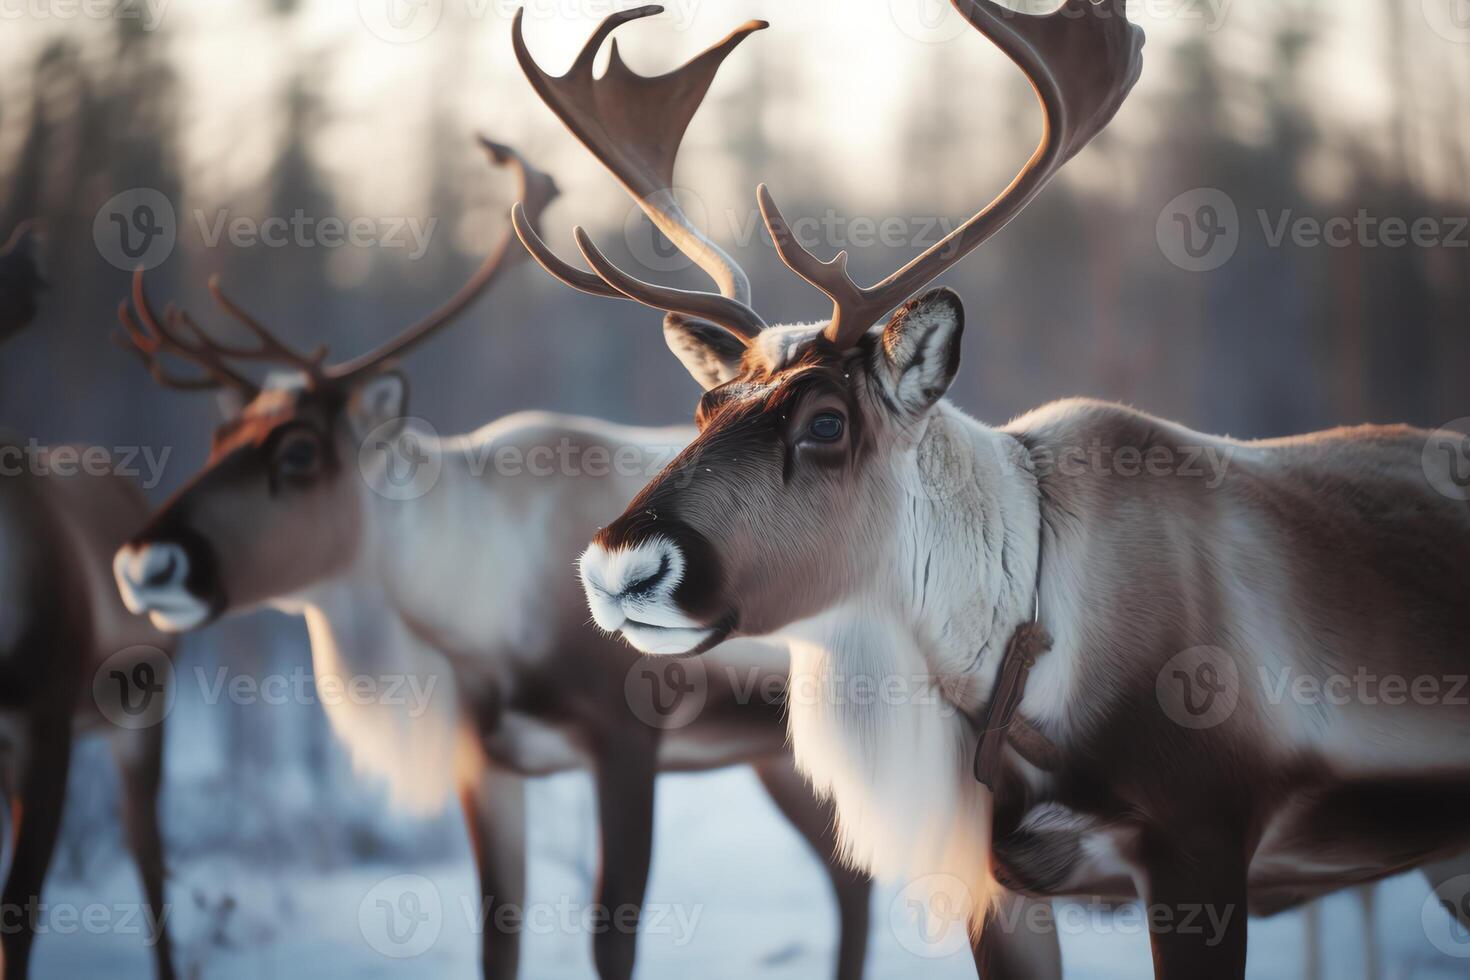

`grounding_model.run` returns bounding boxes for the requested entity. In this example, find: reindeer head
[114,139,557,632]
[513,1,1144,654]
